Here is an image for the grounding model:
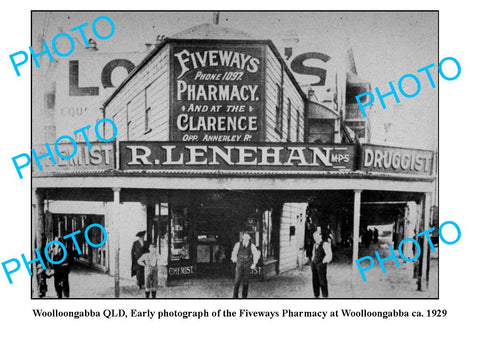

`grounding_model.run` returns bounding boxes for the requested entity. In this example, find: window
[275,84,283,135]
[284,47,292,59]
[145,85,152,132]
[309,120,335,143]
[53,214,107,268]
[170,206,190,261]
[287,99,292,141]
[126,101,132,140]
[45,92,55,109]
